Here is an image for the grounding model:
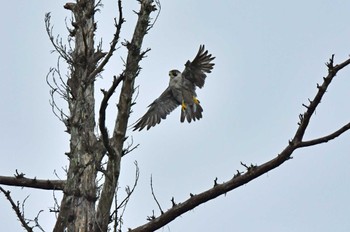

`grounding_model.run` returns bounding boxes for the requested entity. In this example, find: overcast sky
[1,1,350,231]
